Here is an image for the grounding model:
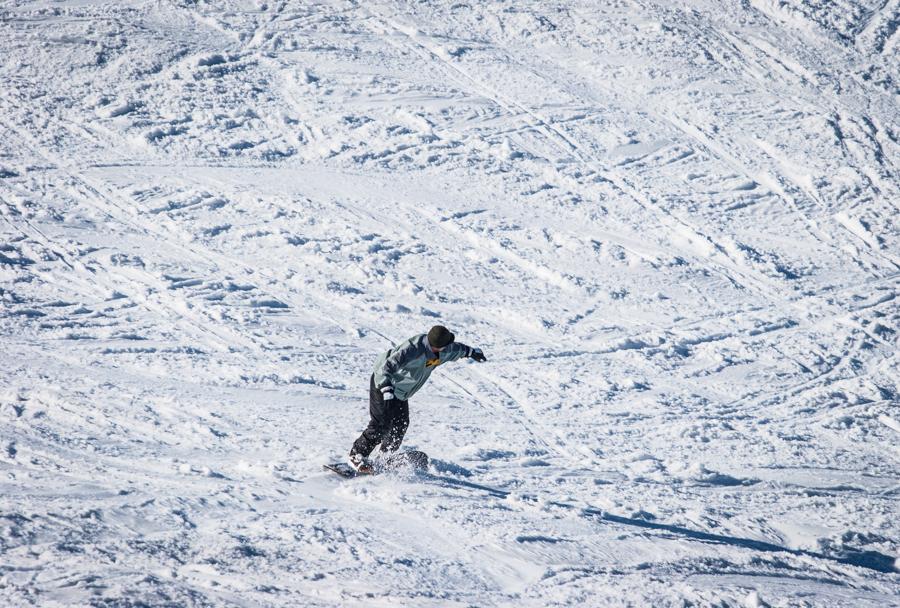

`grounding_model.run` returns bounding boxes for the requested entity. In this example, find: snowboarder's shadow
[597,510,897,575]
[427,475,896,575]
